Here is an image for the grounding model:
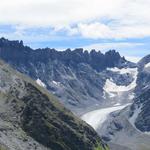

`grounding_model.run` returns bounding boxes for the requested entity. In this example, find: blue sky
[0,0,150,62]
